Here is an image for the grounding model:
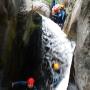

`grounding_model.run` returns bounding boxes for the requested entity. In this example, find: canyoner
[50,0,67,29]
[12,77,37,90]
